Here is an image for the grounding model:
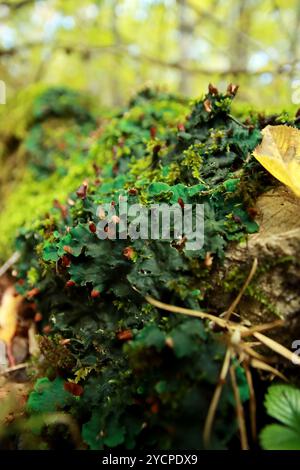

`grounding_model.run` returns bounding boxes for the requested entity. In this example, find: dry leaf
[204,252,214,267]
[0,287,21,344]
[253,125,300,196]
[227,83,239,96]
[64,381,84,397]
[208,83,218,95]
[204,99,212,113]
